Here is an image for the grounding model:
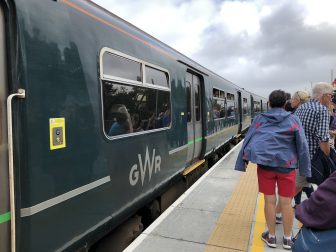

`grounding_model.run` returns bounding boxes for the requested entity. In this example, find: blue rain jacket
[235,108,311,177]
